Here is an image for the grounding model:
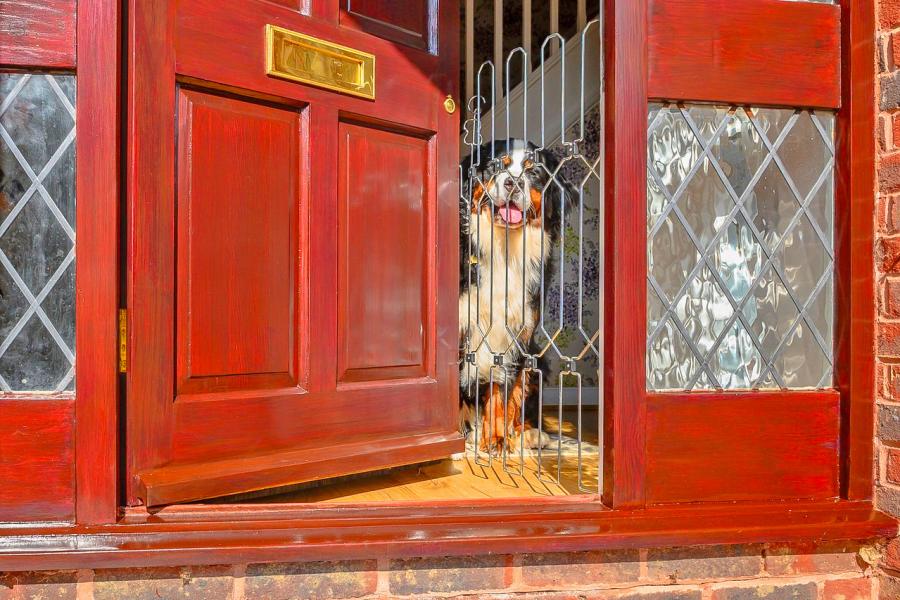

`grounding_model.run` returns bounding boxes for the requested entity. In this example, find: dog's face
[471,142,548,231]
